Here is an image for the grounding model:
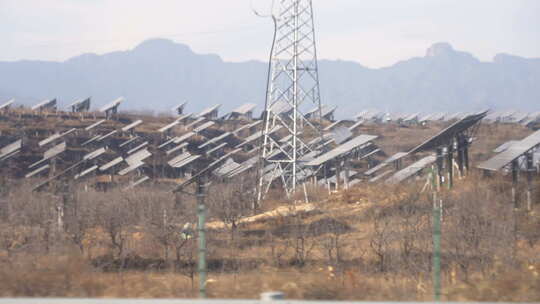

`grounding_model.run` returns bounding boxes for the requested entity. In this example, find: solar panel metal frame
[25,164,50,178]
[43,141,66,161]
[172,101,188,113]
[213,158,242,177]
[348,120,363,131]
[173,132,195,144]
[158,120,181,133]
[478,129,540,171]
[386,155,436,184]
[121,119,143,132]
[305,134,378,166]
[408,111,487,154]
[0,99,14,110]
[332,127,353,145]
[168,152,192,167]
[236,125,282,148]
[85,120,106,131]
